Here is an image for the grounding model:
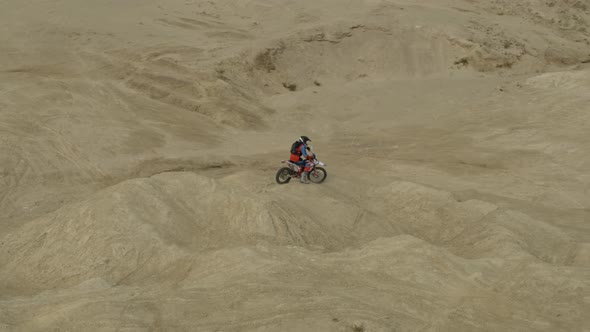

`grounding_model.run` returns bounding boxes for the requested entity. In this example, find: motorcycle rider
[289,136,313,184]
